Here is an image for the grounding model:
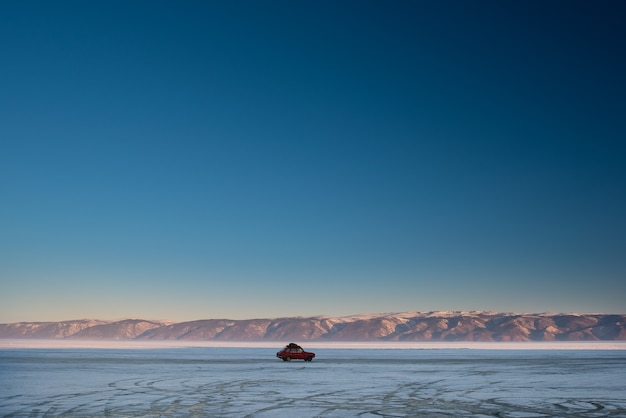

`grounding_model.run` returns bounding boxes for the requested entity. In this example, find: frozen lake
[1,344,625,417]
